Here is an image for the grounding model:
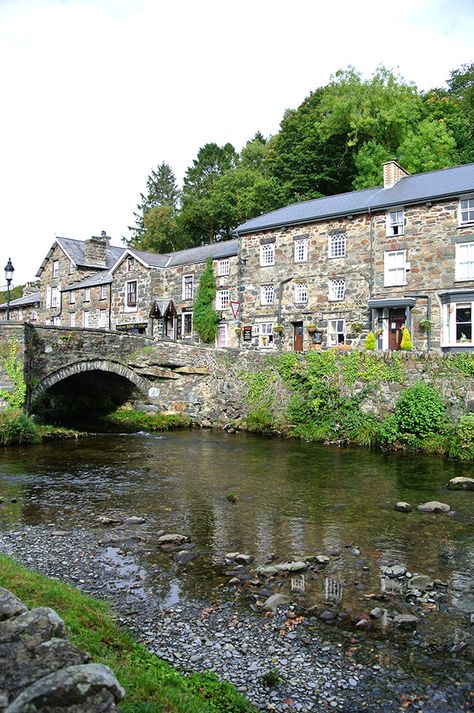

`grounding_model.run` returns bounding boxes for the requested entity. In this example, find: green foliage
[377,414,400,446]
[260,670,282,687]
[193,259,219,343]
[246,407,274,434]
[448,415,474,461]
[400,327,413,351]
[340,350,405,386]
[394,383,446,437]
[0,555,256,713]
[365,331,376,350]
[0,409,40,446]
[226,492,237,503]
[0,339,27,409]
[444,353,474,377]
[104,408,192,432]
